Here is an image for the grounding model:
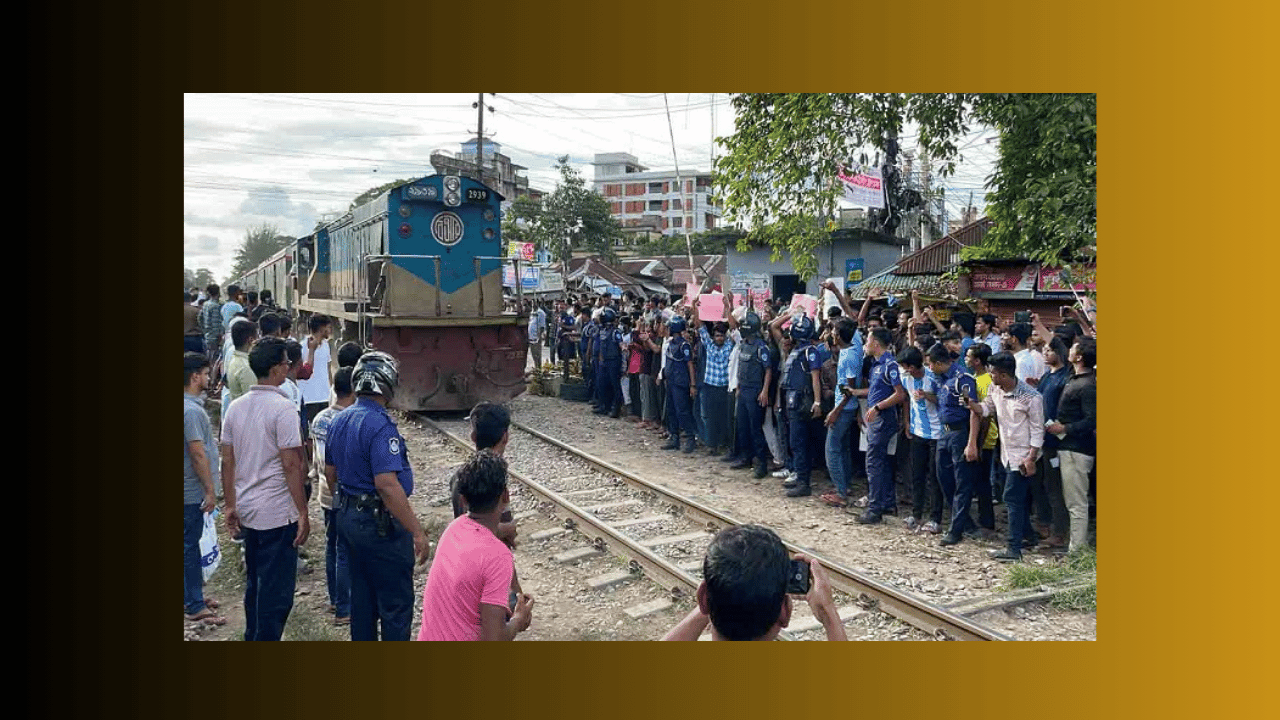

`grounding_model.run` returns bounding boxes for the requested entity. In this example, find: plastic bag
[200,510,221,582]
